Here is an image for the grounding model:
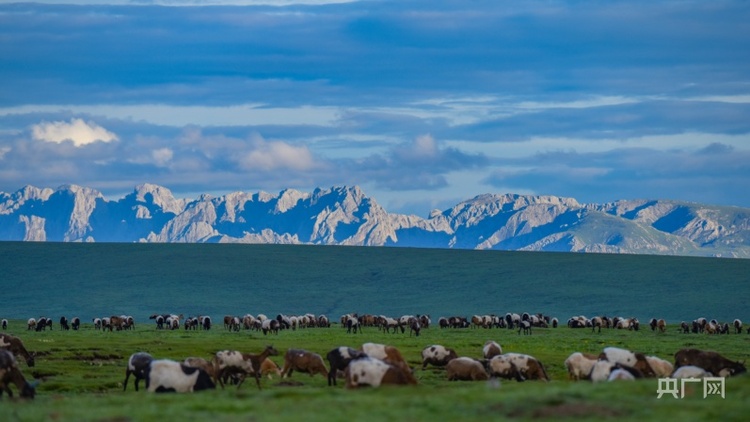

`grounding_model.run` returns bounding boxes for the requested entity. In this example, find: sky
[1,0,749,216]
